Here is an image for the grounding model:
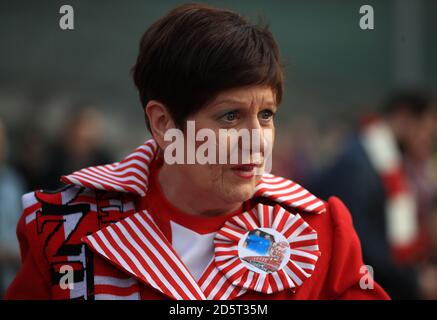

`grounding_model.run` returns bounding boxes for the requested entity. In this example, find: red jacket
[5,140,390,300]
